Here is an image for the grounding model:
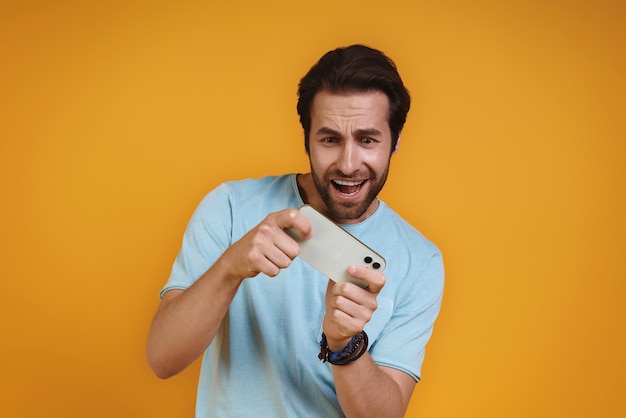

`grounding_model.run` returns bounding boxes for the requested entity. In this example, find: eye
[360,136,376,145]
[323,136,339,144]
